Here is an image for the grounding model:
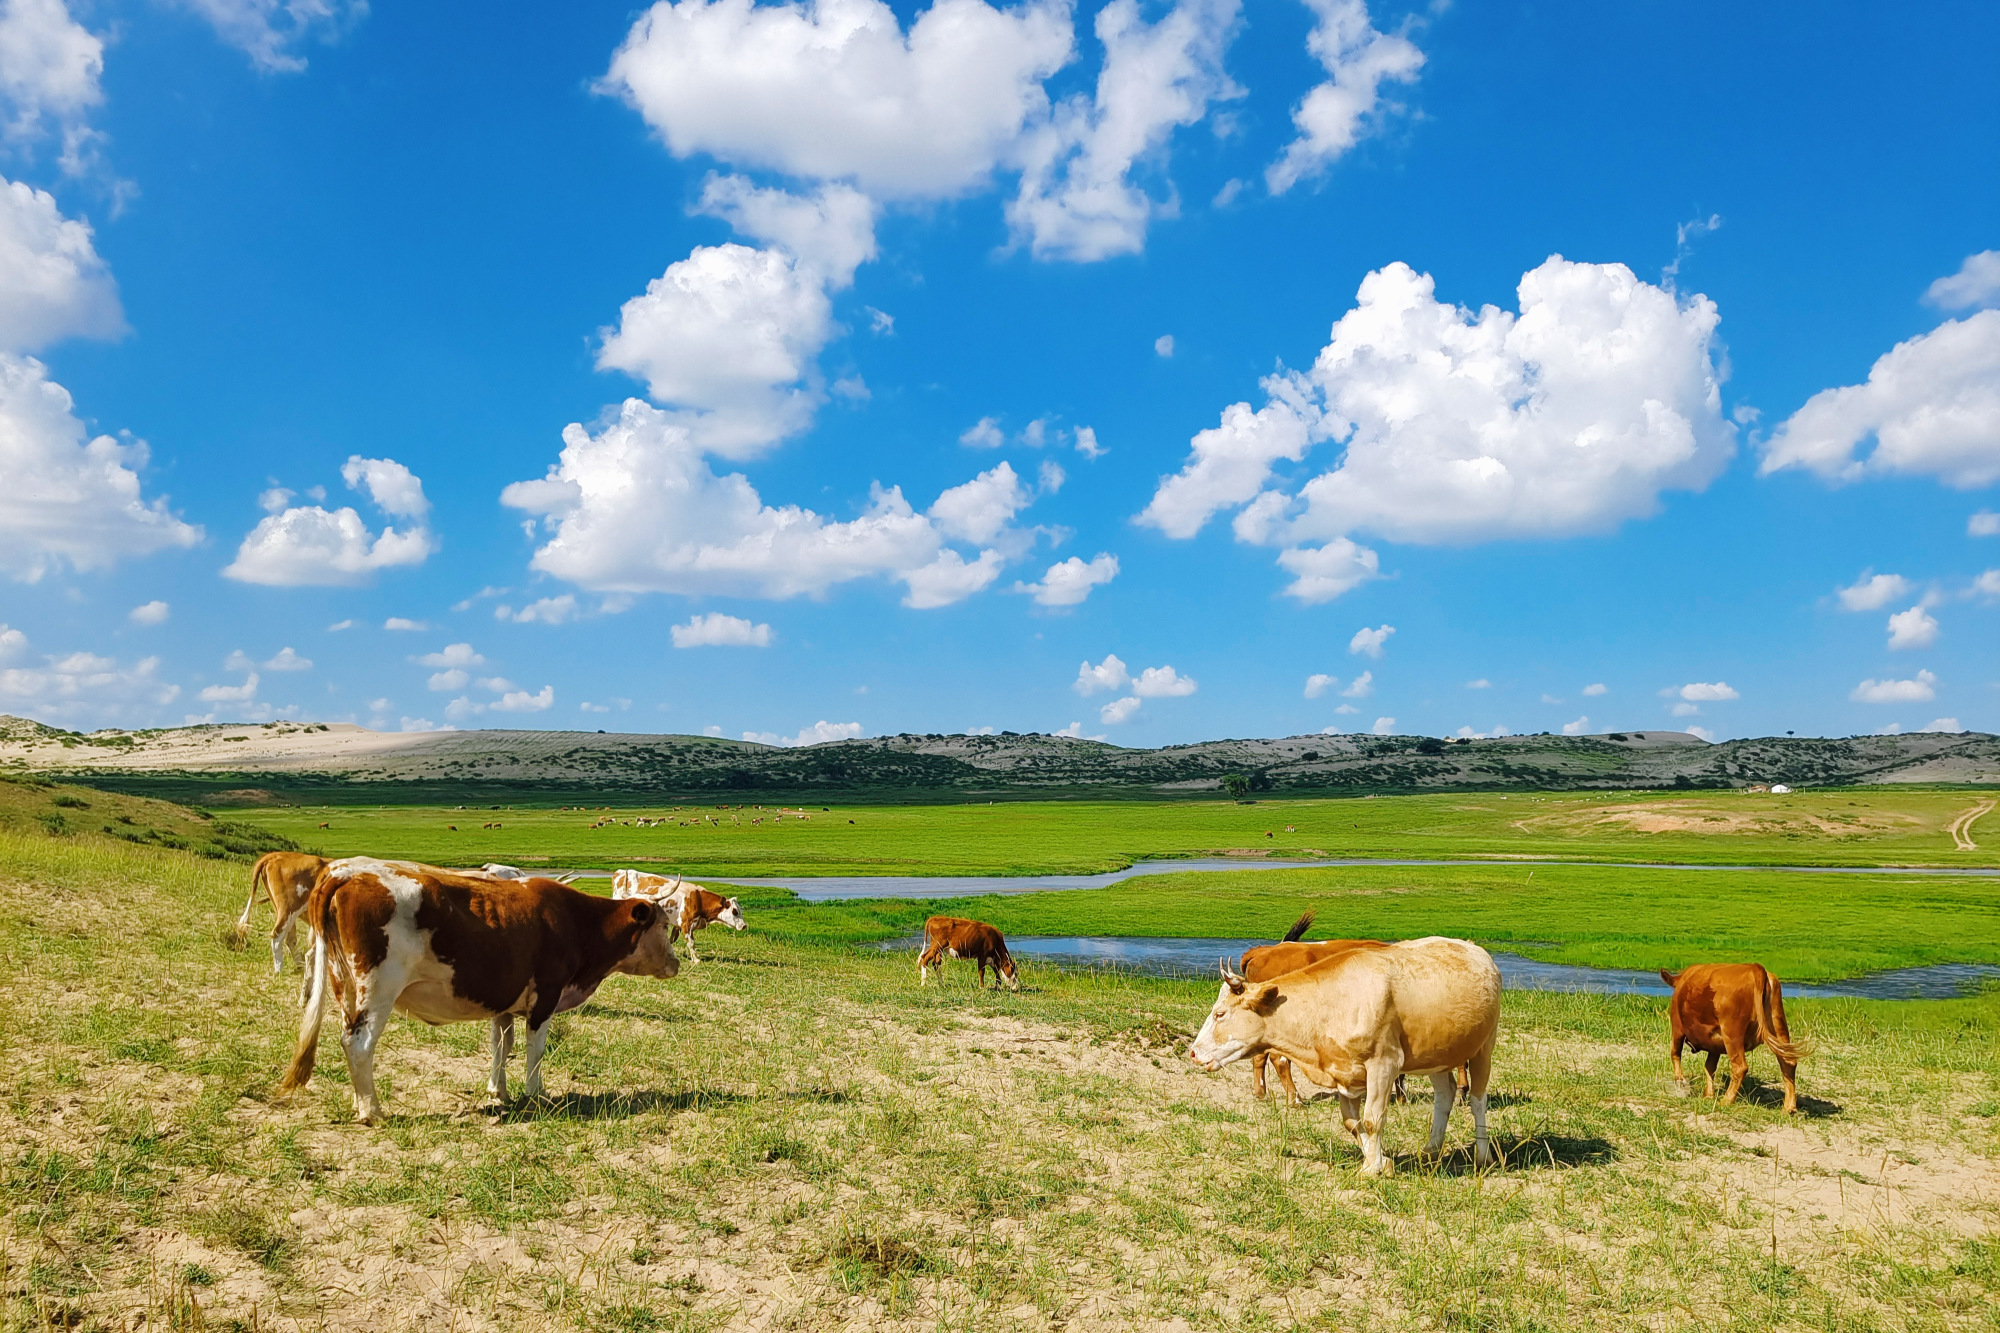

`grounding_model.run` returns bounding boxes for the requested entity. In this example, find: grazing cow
[1661,963,1806,1114]
[230,852,328,972]
[1188,937,1501,1175]
[278,859,677,1122]
[478,864,580,885]
[611,870,746,963]
[917,916,1019,991]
